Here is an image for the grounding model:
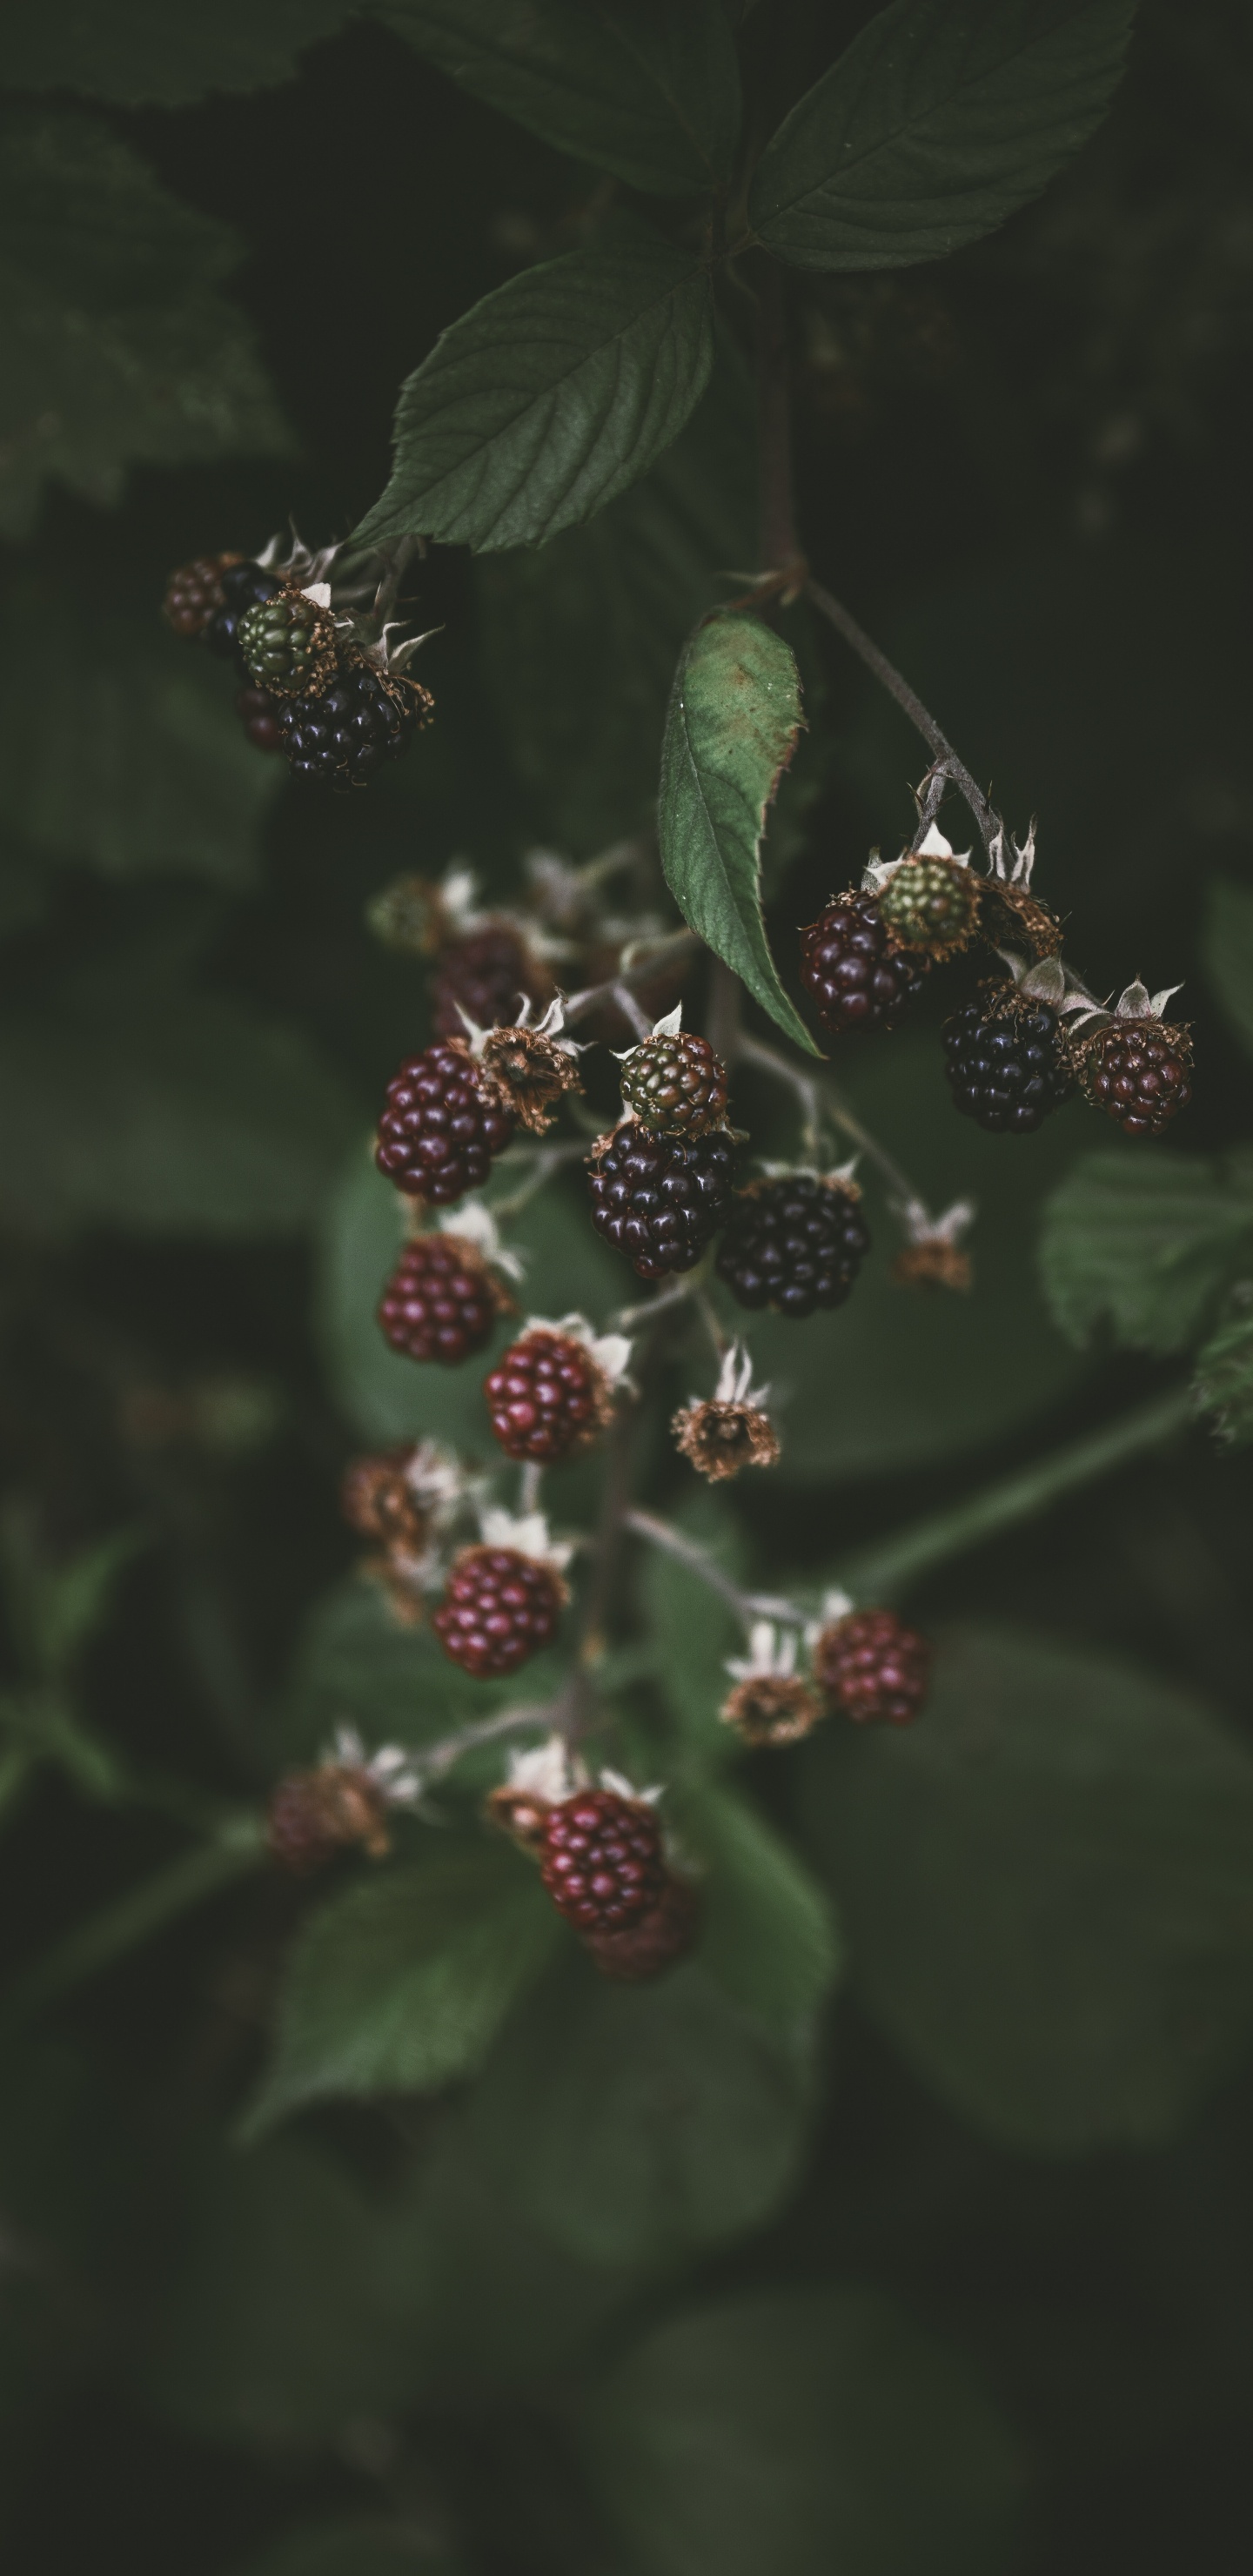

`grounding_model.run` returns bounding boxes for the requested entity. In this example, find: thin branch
[609,1267,707,1334]
[417,1696,561,1783]
[486,1139,586,1223]
[519,1461,544,1514]
[624,1508,804,1629]
[613,982,653,1041]
[805,577,999,854]
[562,929,700,1028]
[735,1030,930,1221]
[736,1030,821,1163]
